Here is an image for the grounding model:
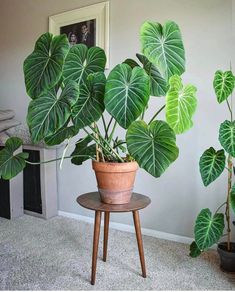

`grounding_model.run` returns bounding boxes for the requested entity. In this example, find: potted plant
[190,69,235,272]
[0,20,197,204]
